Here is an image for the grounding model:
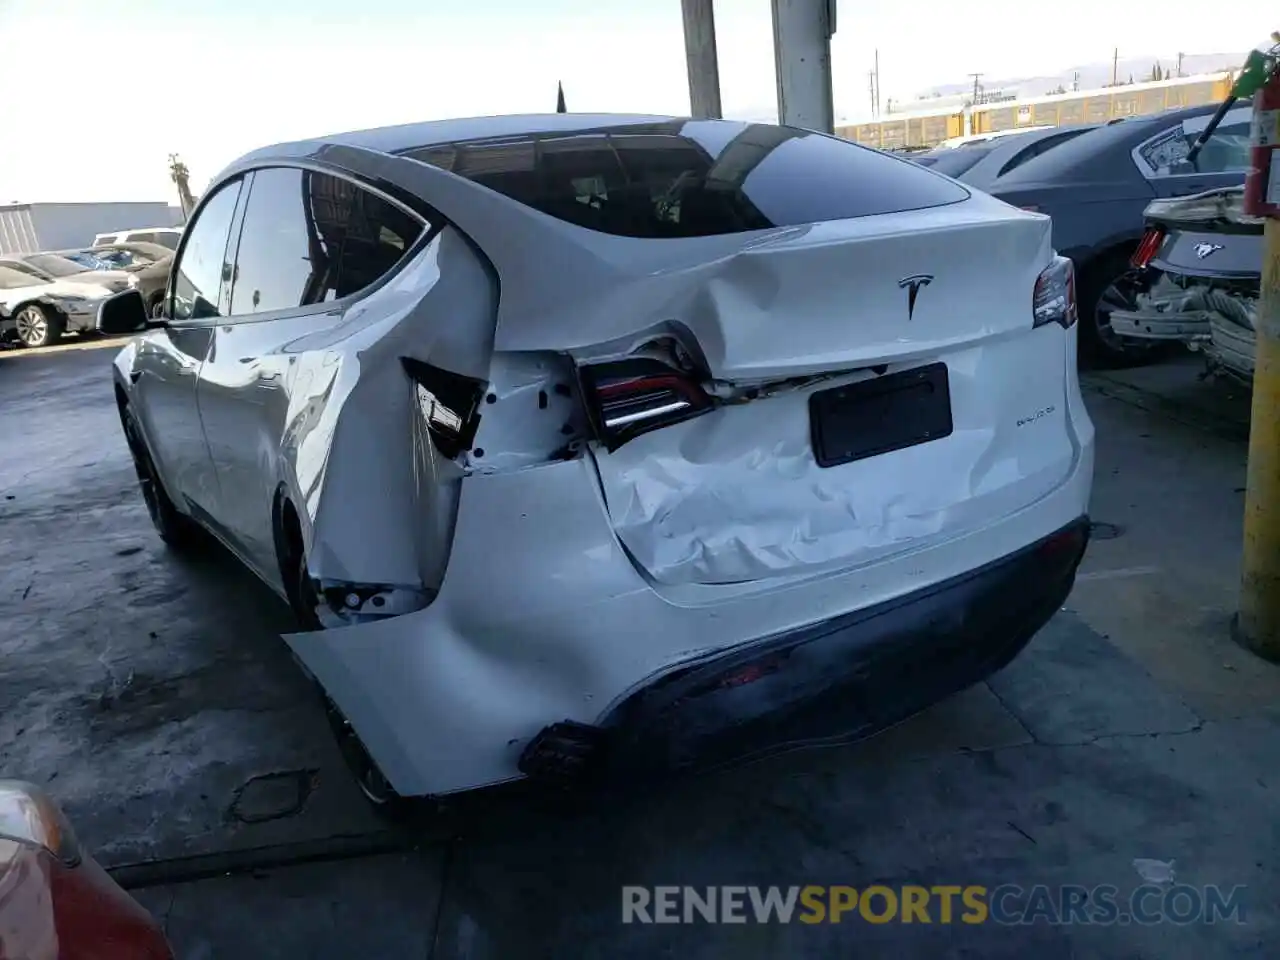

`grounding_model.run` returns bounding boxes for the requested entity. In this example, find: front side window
[170,179,242,321]
[403,119,968,239]
[155,231,180,250]
[96,234,118,245]
[130,232,157,244]
[229,166,425,317]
